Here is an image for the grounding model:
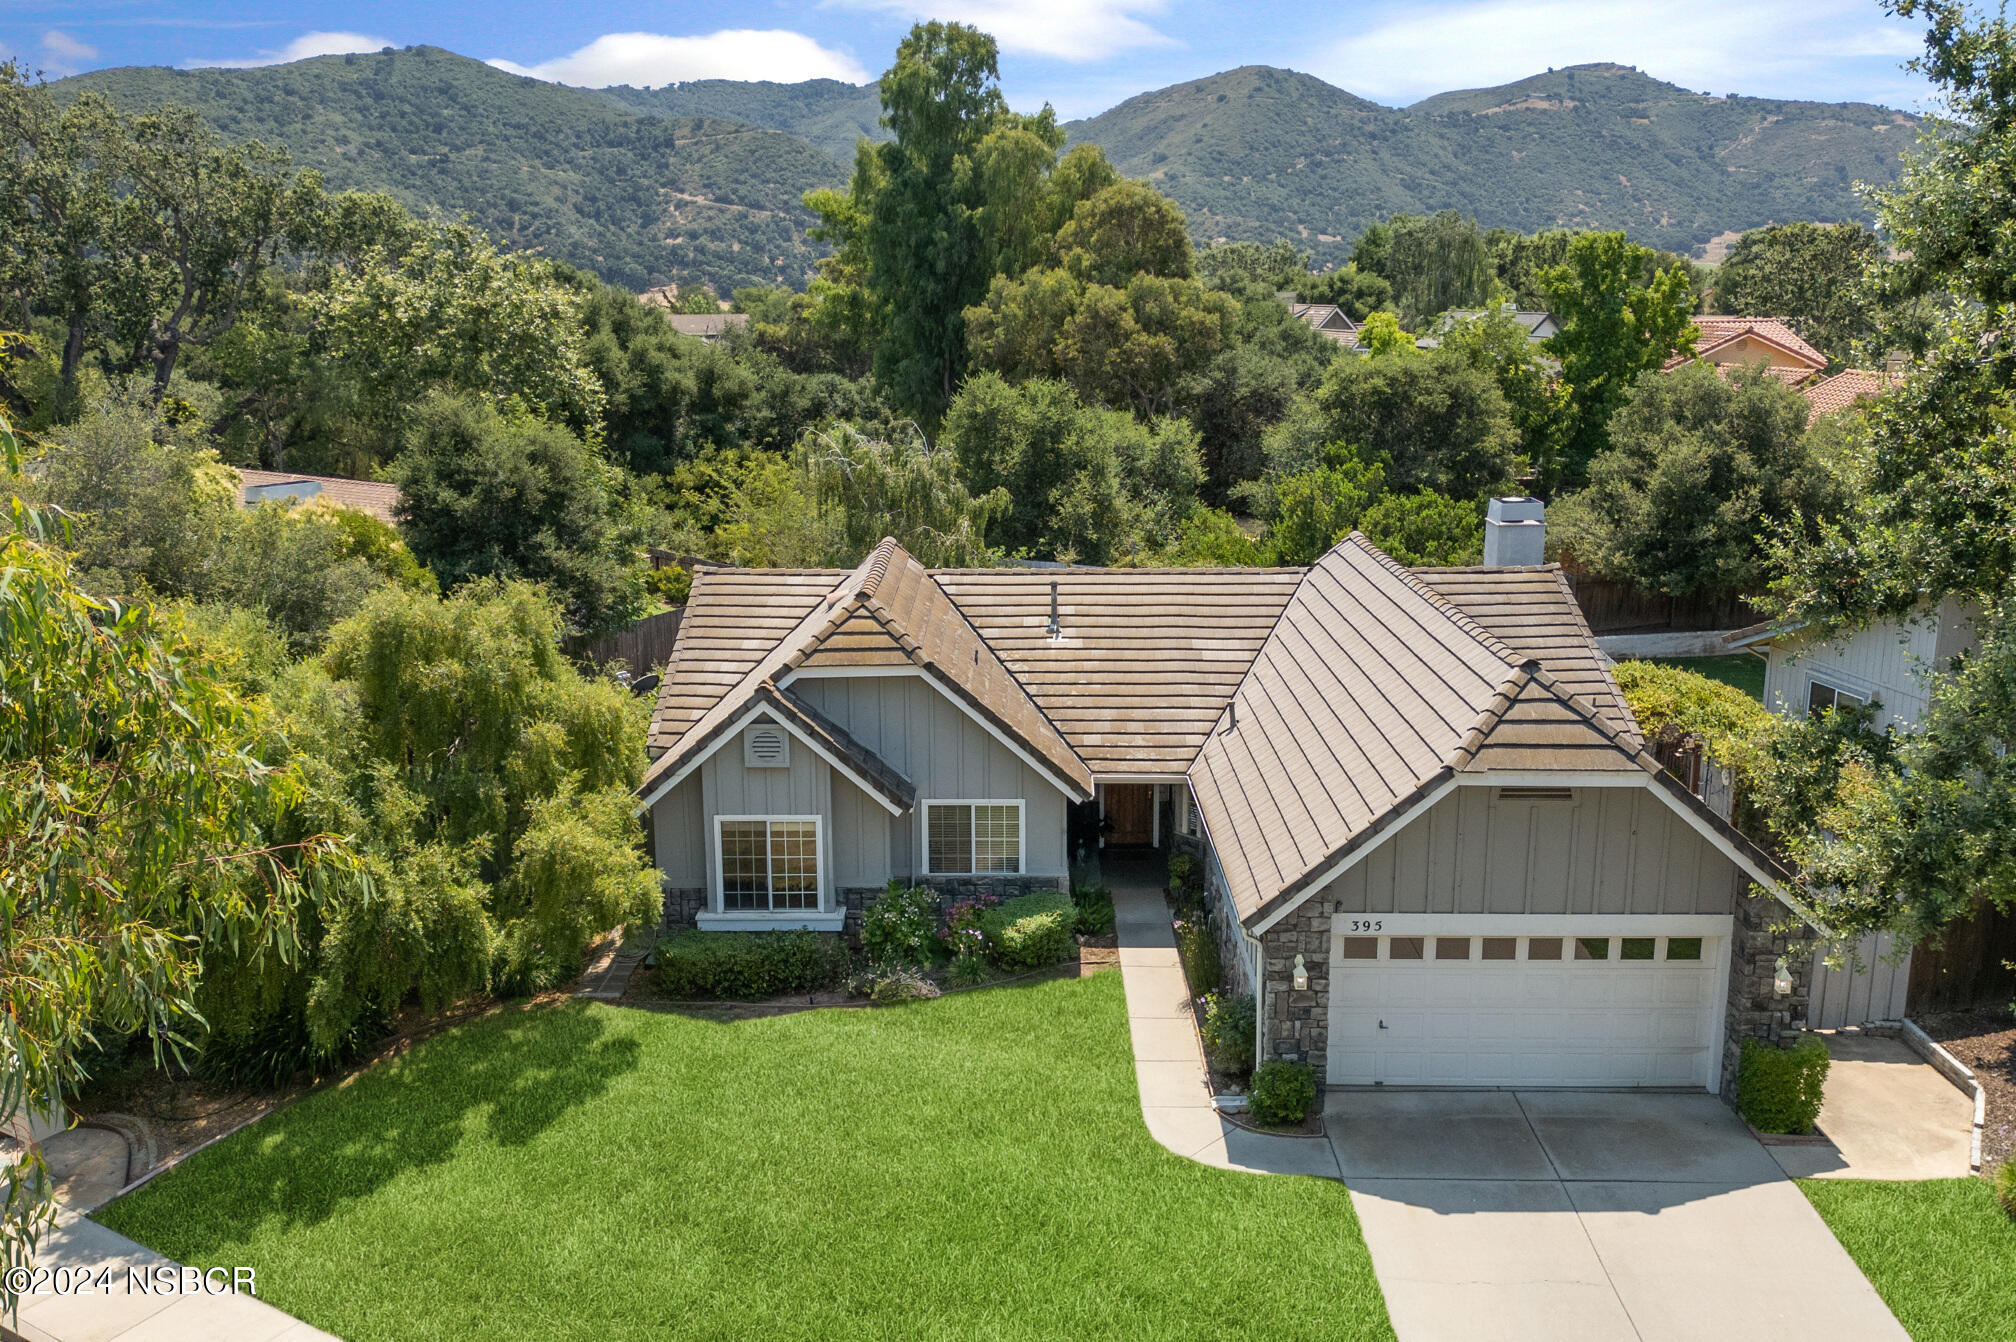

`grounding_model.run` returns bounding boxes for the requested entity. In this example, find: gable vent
[1496,786,1574,802]
[744,723,790,768]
